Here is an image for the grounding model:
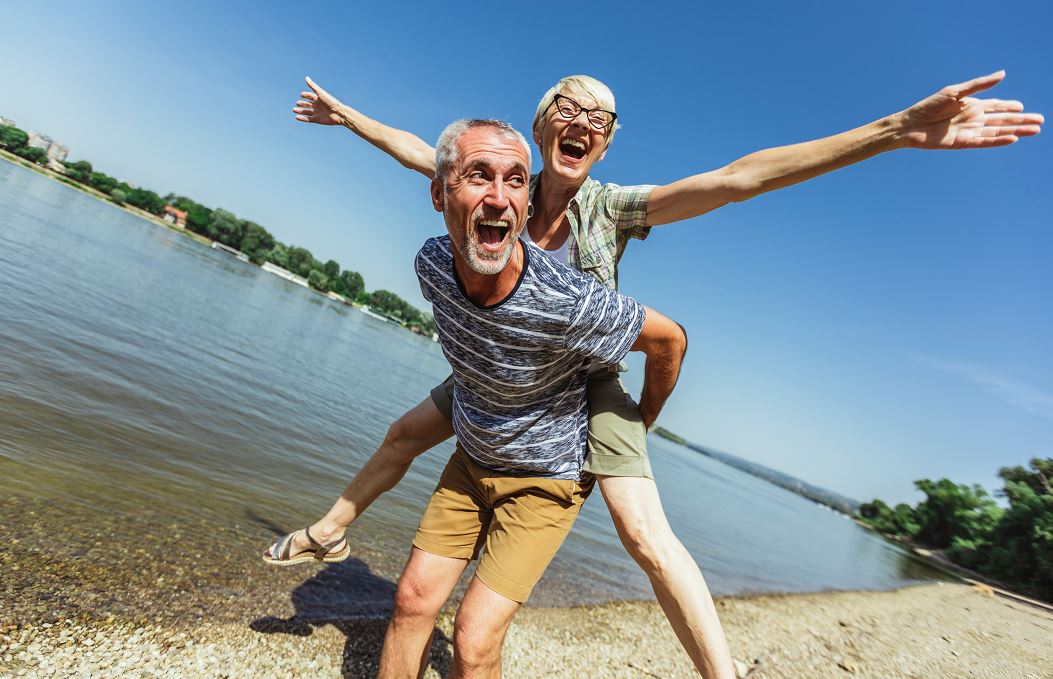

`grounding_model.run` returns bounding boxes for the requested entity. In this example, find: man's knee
[393,572,444,622]
[452,615,502,669]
